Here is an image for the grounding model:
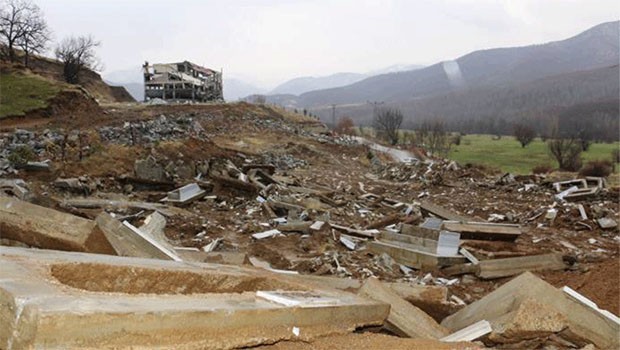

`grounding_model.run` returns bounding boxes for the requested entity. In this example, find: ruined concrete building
[143,61,223,102]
